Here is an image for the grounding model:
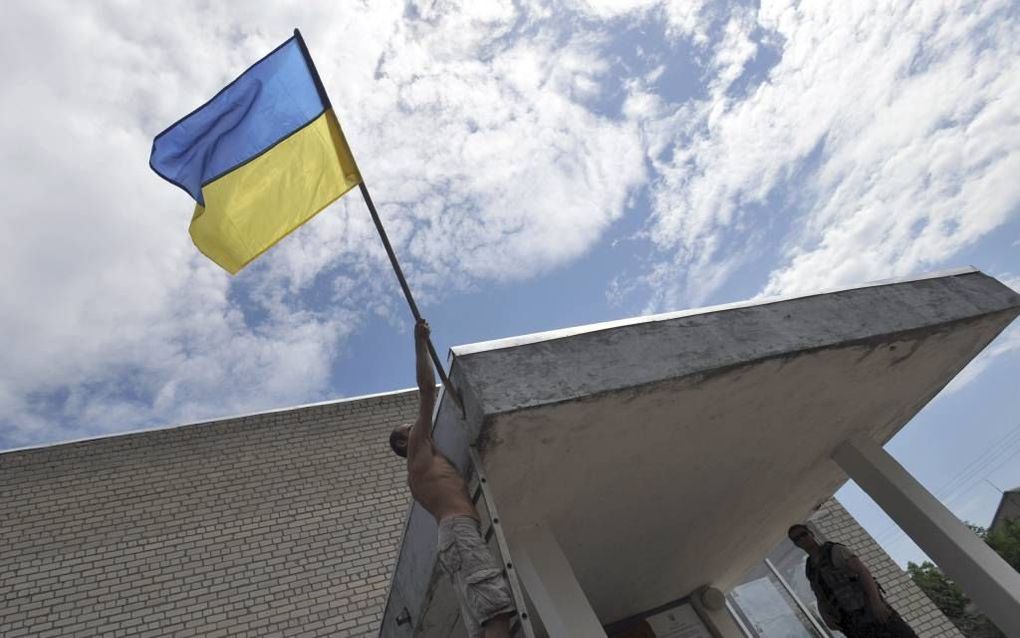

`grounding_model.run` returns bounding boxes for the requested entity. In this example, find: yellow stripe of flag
[189,110,361,274]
